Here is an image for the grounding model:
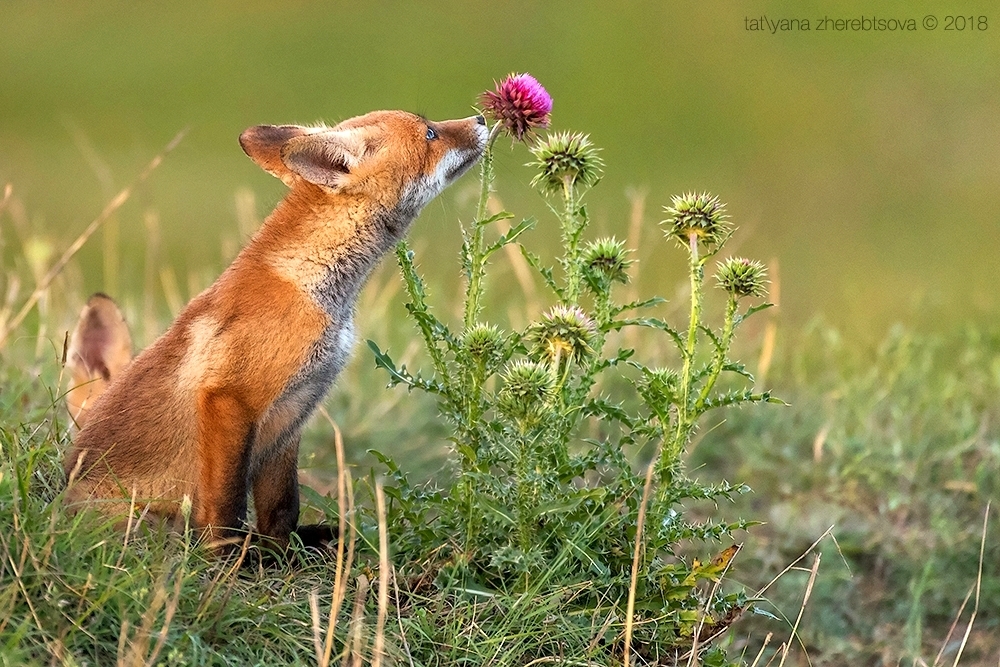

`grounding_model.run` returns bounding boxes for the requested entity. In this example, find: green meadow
[1,2,998,664]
